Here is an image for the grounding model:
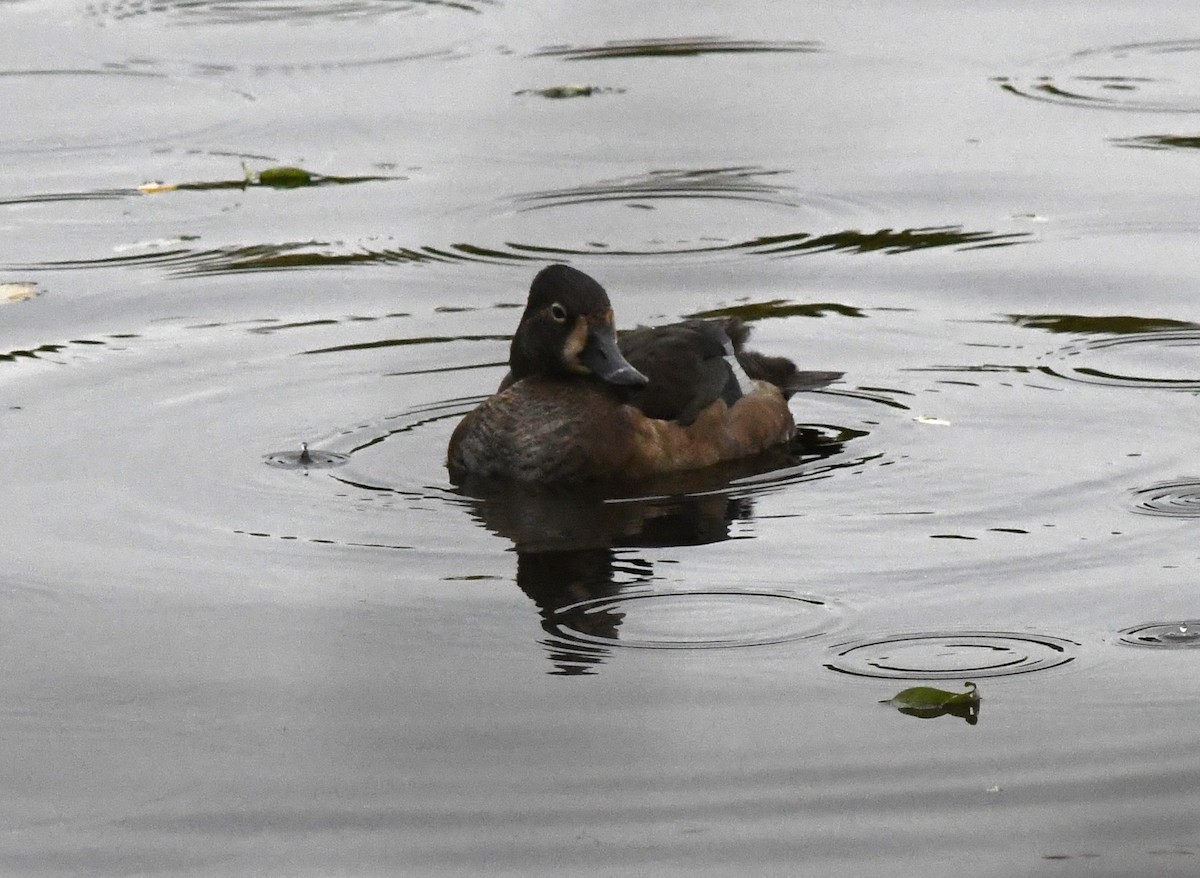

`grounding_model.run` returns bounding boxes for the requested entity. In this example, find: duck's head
[508,264,649,387]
